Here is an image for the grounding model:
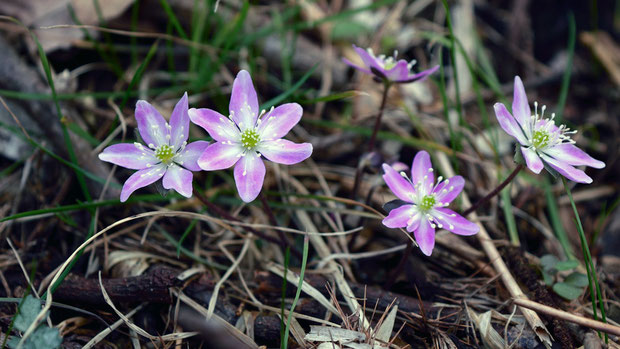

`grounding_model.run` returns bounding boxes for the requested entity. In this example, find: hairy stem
[463,164,524,216]
[351,82,391,200]
[384,239,413,290]
[367,82,391,153]
[258,191,290,251]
